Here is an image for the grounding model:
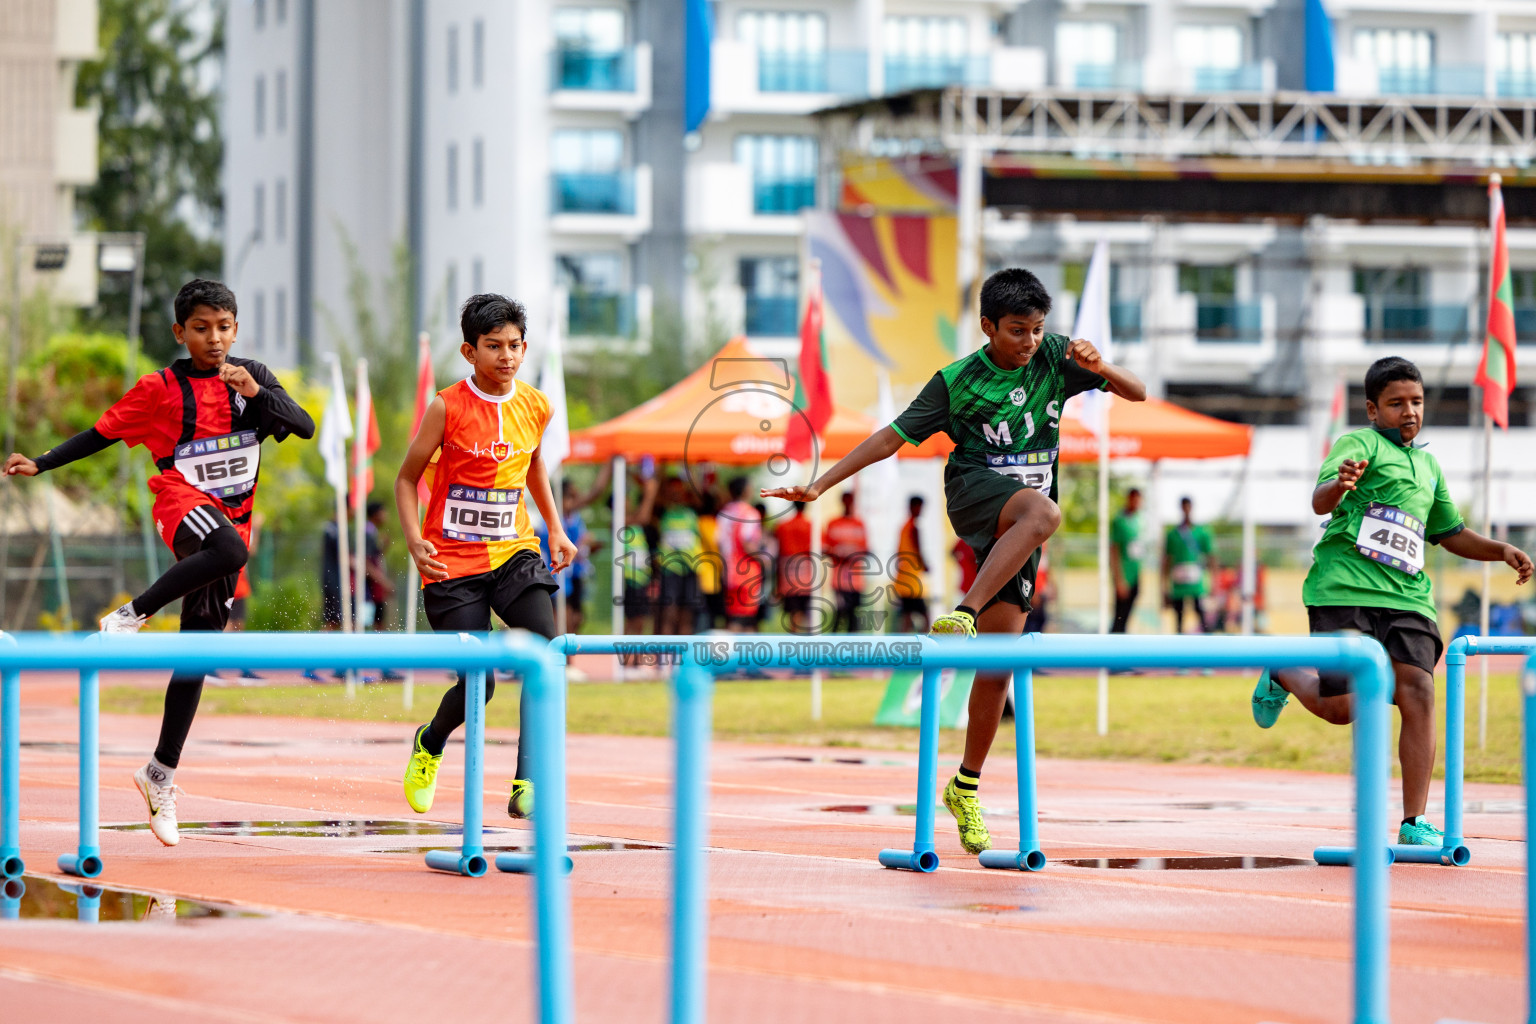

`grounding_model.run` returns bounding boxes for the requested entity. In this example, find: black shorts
[1307,604,1444,699]
[172,509,240,631]
[567,575,585,611]
[781,593,811,615]
[659,570,700,609]
[422,549,559,632]
[898,595,928,617]
[624,581,651,617]
[943,462,1045,613]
